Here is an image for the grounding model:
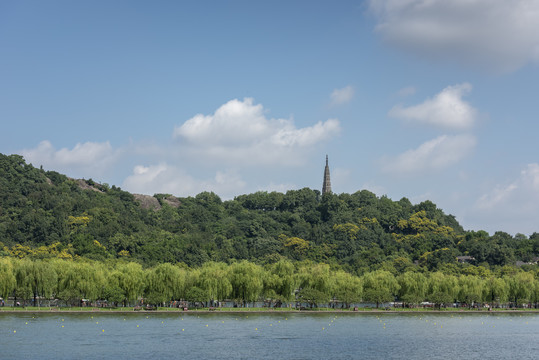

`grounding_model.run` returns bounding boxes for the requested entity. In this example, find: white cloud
[389,83,477,130]
[381,134,476,174]
[368,0,539,72]
[330,85,354,106]
[21,140,118,177]
[174,98,340,165]
[122,163,246,198]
